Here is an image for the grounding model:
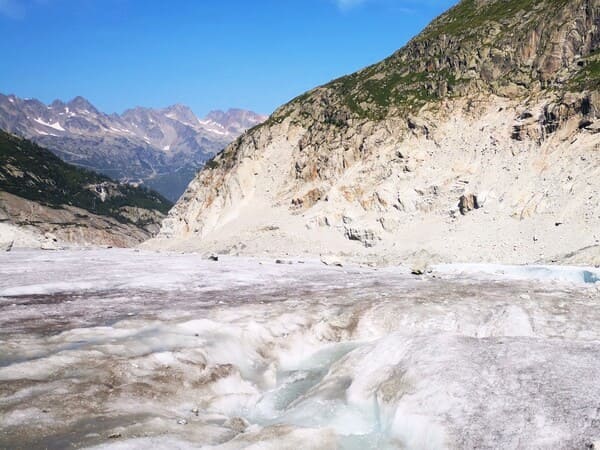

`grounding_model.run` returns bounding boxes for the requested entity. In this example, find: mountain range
[0,94,266,201]
[149,0,600,266]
